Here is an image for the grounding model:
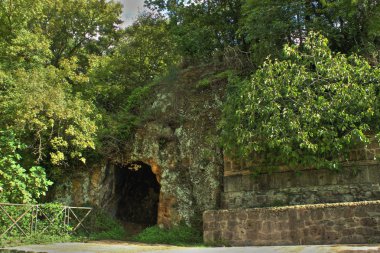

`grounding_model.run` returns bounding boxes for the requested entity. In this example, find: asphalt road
[5,241,380,253]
